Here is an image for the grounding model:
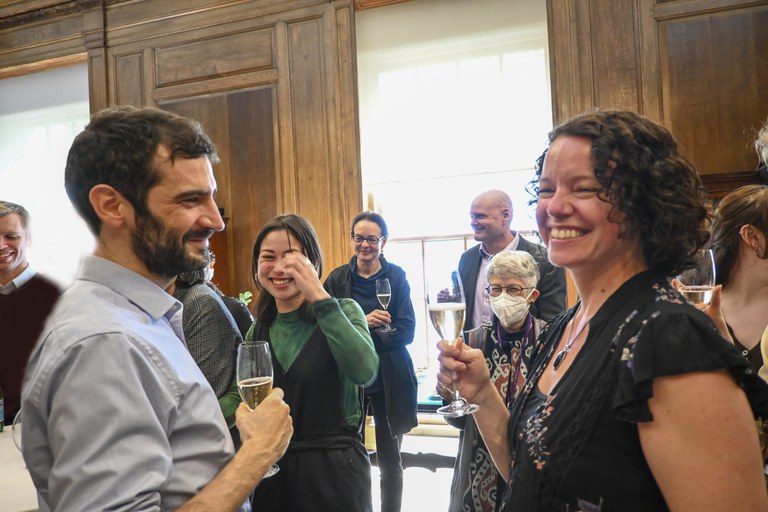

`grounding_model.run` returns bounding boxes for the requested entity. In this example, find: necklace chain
[553,307,591,371]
